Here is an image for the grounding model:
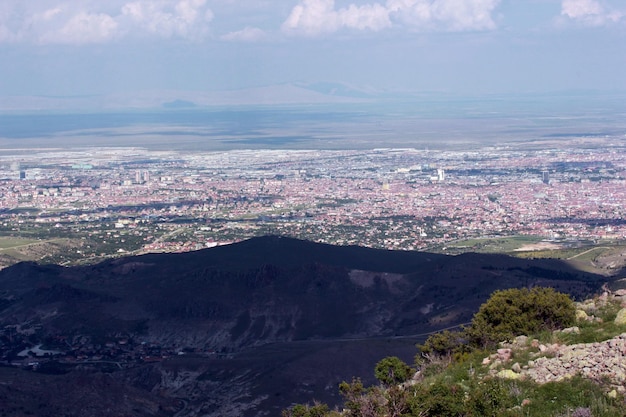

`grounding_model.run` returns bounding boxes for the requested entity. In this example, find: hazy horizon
[1,94,624,151]
[1,0,626,106]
